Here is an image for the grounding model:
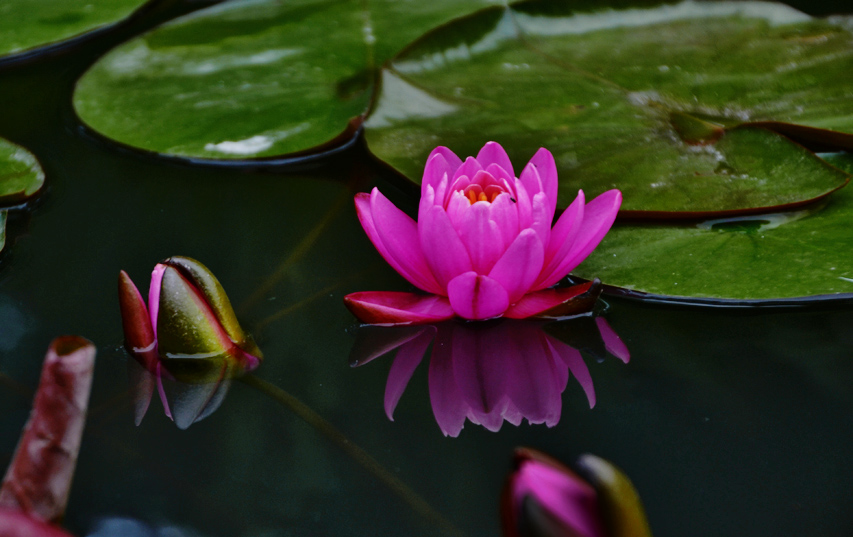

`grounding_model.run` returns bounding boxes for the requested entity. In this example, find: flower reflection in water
[351,316,629,437]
